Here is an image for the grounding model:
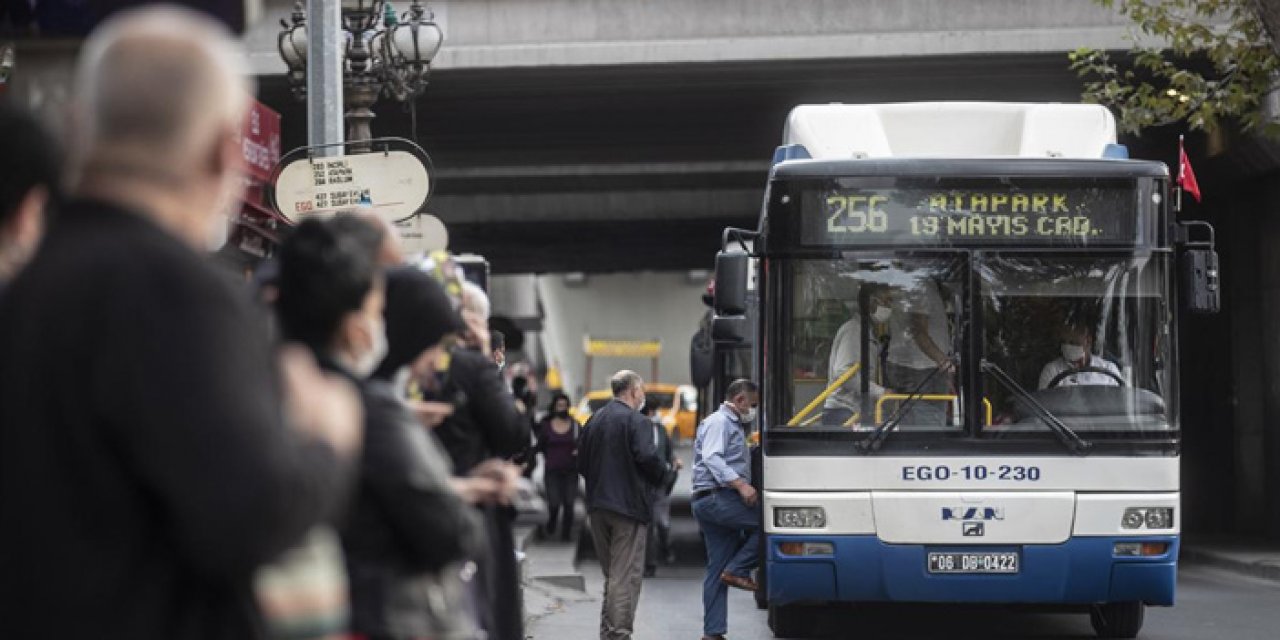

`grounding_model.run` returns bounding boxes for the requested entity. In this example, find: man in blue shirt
[690,379,760,640]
